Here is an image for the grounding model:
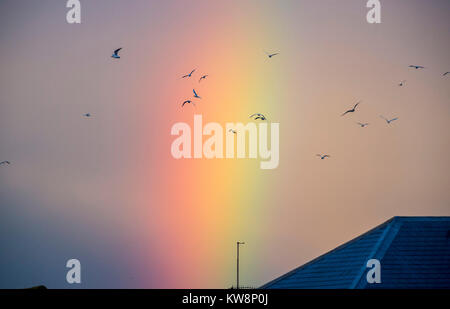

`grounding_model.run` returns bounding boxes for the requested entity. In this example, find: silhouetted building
[261,217,450,289]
